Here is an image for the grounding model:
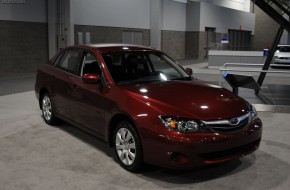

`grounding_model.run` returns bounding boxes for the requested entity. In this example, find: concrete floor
[1,91,290,190]
[0,62,290,189]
